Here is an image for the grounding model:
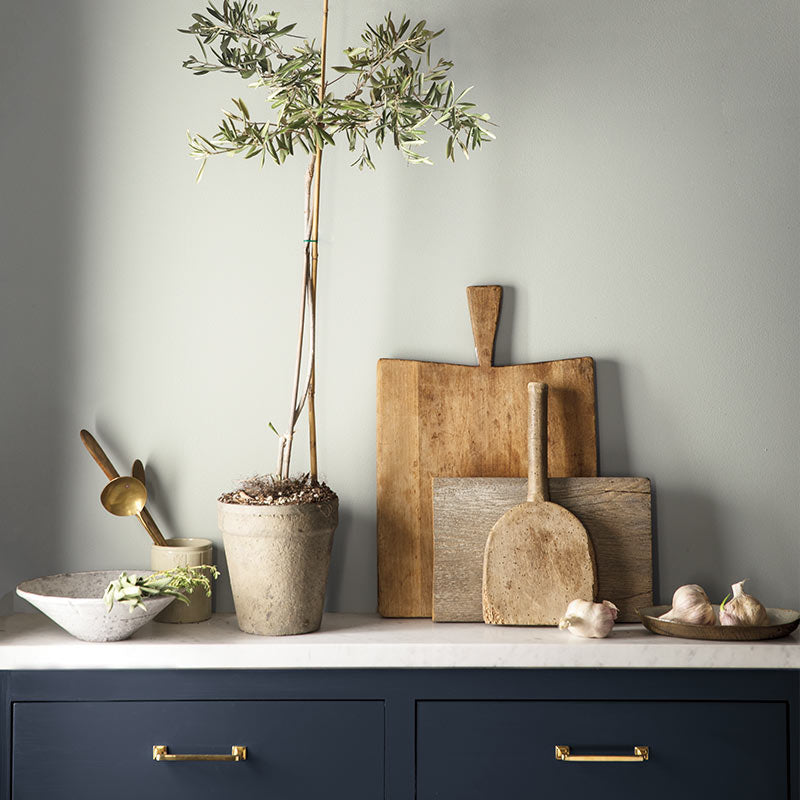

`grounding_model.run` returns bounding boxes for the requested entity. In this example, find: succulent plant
[103,566,220,612]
